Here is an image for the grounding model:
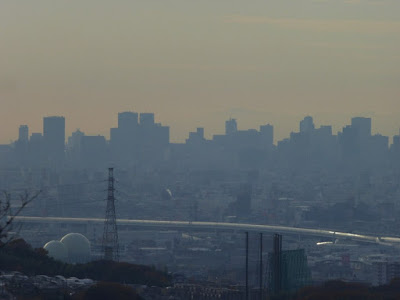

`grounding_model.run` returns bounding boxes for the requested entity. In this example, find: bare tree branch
[0,189,41,246]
